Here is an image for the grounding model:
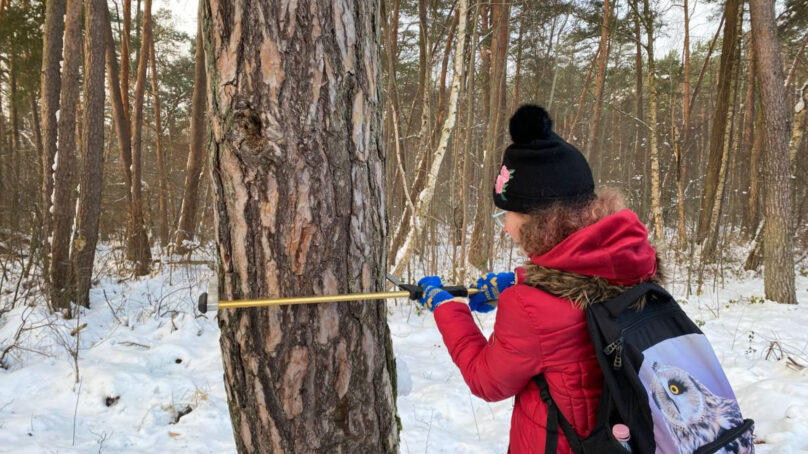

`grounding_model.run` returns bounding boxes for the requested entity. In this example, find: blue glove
[469,272,515,313]
[416,276,454,312]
